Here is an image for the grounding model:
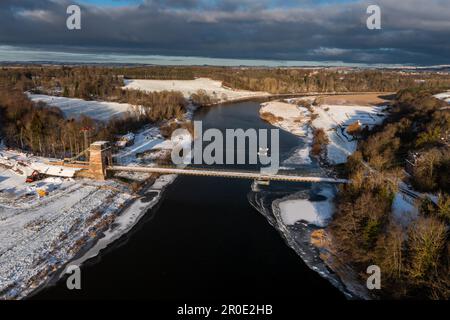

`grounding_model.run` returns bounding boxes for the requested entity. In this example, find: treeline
[213,69,450,94]
[109,66,450,94]
[329,89,449,299]
[4,66,450,98]
[0,66,187,123]
[0,89,186,158]
[0,89,111,157]
[358,88,449,192]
